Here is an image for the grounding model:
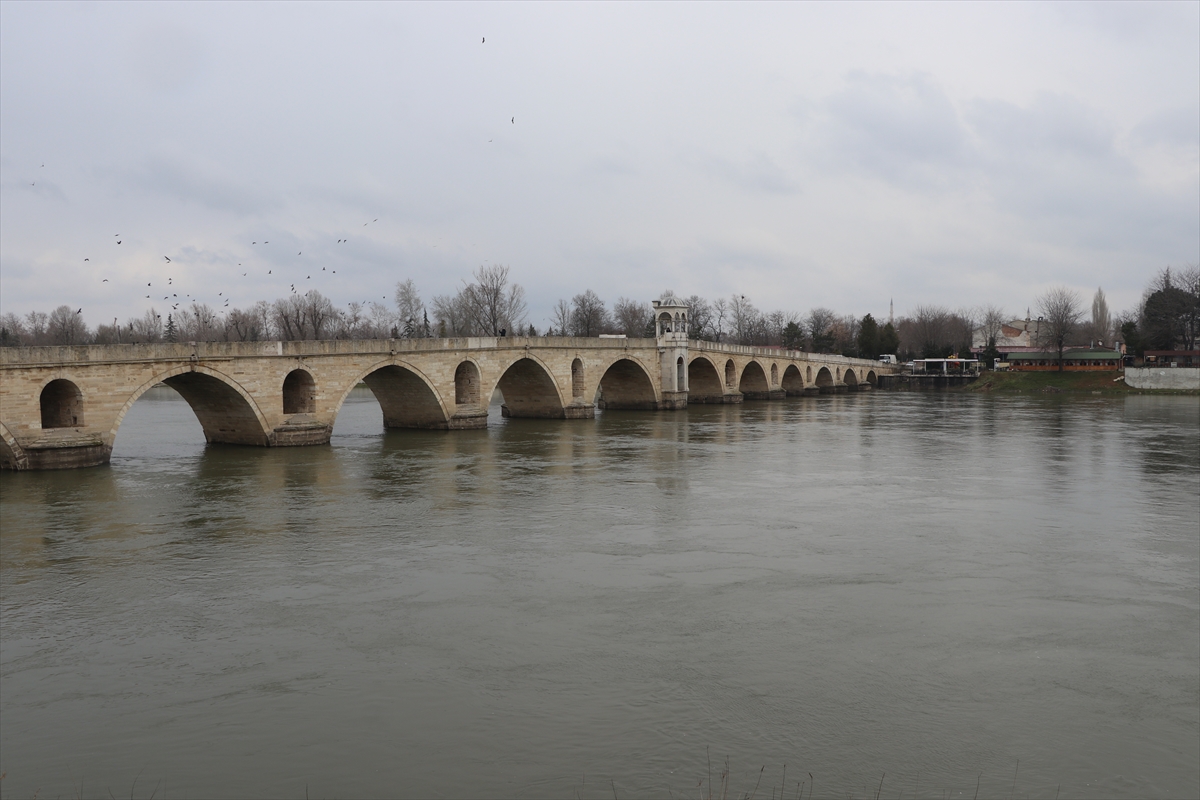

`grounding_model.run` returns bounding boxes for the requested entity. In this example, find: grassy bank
[962,370,1196,395]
